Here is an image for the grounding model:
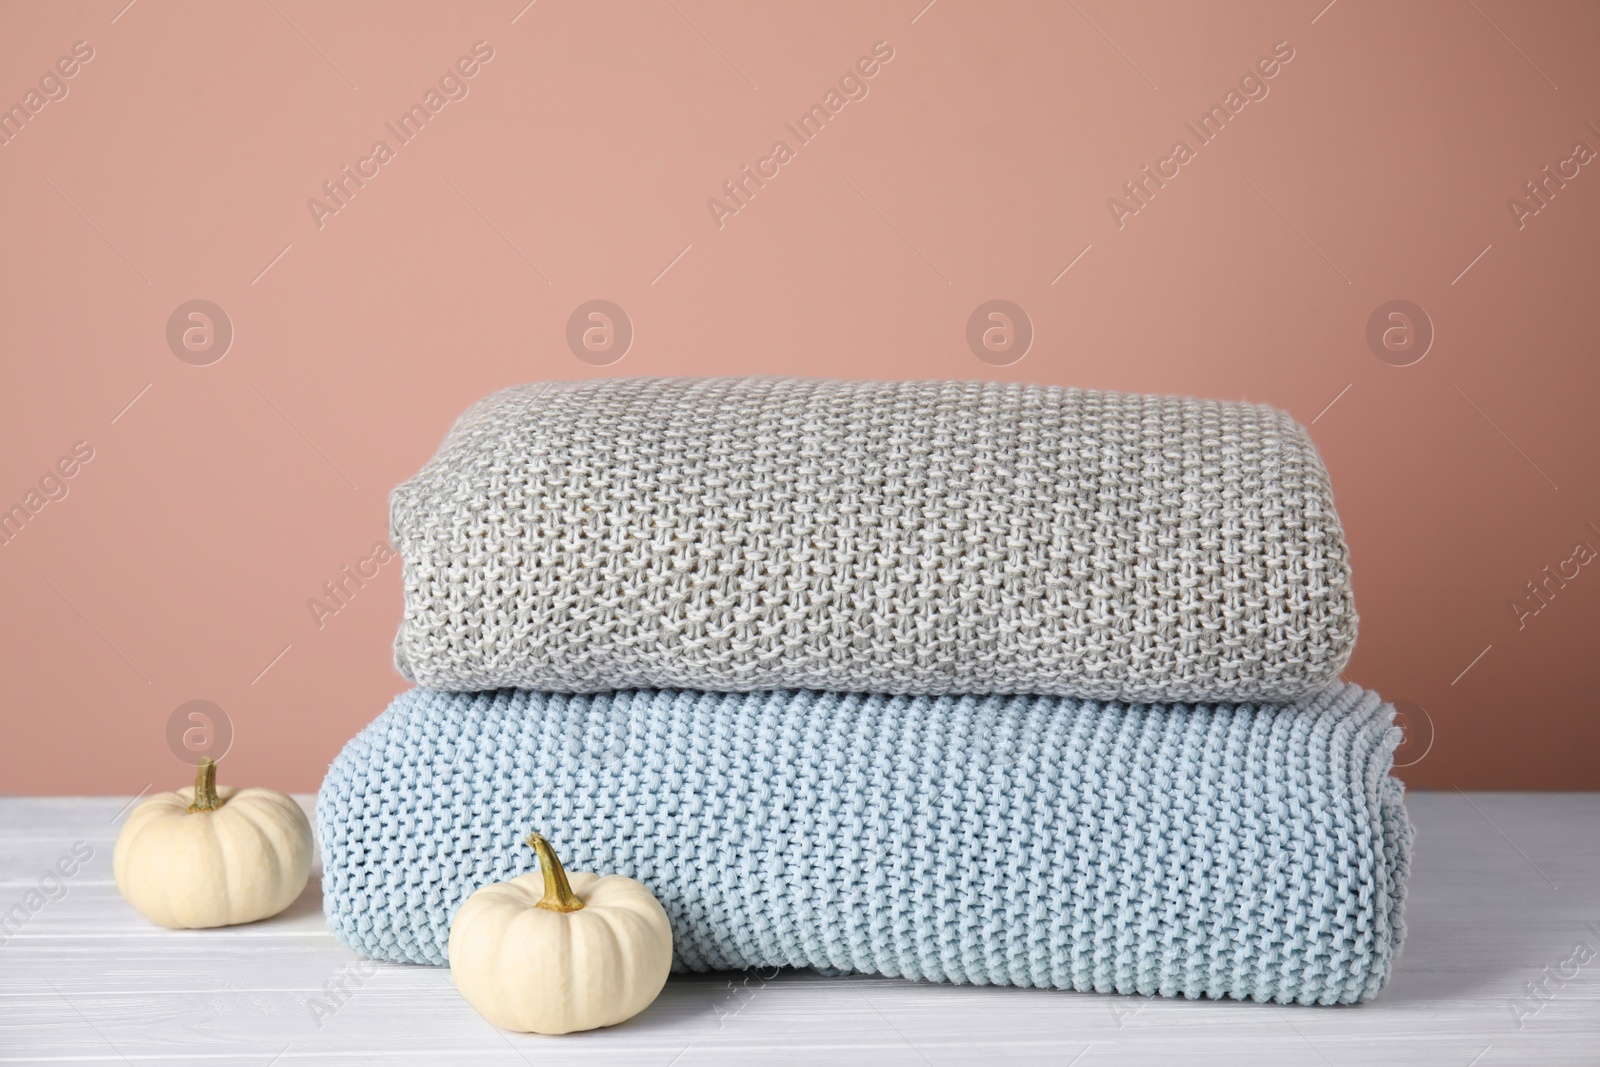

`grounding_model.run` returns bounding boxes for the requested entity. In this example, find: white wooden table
[2,793,1596,1066]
